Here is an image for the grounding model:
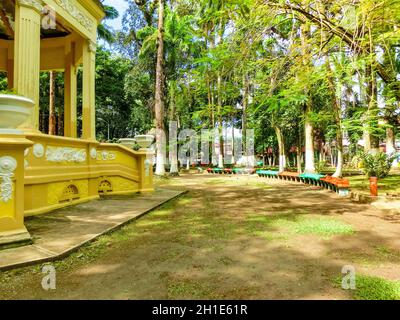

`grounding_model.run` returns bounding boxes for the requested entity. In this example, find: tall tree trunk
[358,72,371,152]
[231,118,235,164]
[217,72,224,168]
[385,124,395,155]
[365,62,380,153]
[169,82,179,175]
[216,18,226,169]
[207,75,214,127]
[242,72,252,167]
[301,23,315,173]
[296,148,302,173]
[326,59,344,177]
[304,105,315,173]
[364,27,380,153]
[242,73,249,158]
[333,136,344,177]
[49,71,56,135]
[385,123,397,167]
[154,0,166,176]
[297,126,303,173]
[275,127,286,173]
